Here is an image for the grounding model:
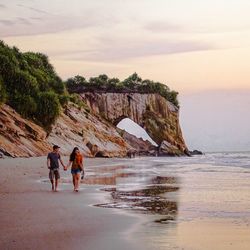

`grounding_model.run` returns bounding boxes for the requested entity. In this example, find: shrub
[0,78,7,105]
[11,94,37,118]
[0,40,66,128]
[59,93,70,107]
[36,91,60,128]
